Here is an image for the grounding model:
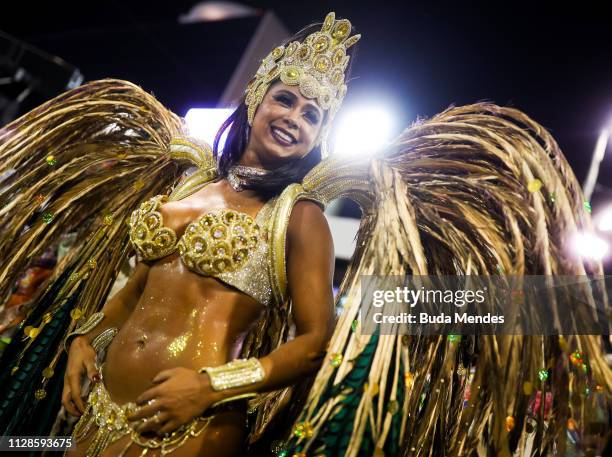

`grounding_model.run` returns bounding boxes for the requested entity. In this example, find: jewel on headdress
[244,12,360,158]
